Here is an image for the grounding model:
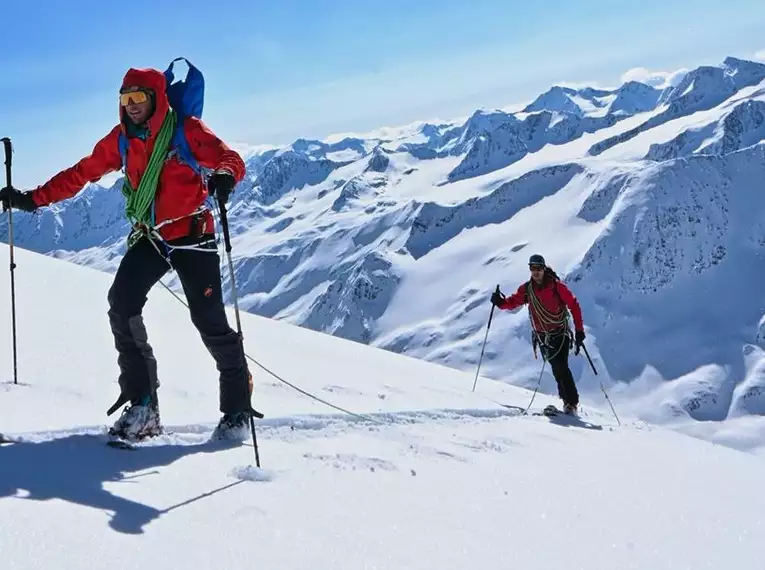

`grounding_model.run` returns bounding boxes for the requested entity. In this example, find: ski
[106,438,138,451]
[105,428,168,451]
[539,405,561,417]
[103,429,240,450]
